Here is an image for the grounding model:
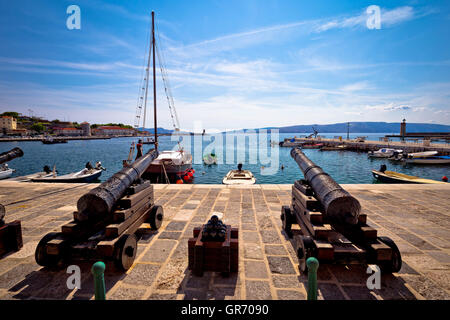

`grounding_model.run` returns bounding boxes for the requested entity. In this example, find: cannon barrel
[77,149,158,218]
[290,148,361,225]
[0,147,24,164]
